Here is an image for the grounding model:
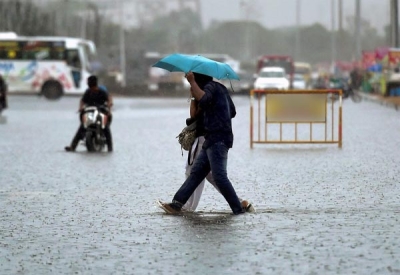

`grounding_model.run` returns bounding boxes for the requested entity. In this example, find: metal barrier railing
[250,89,342,148]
